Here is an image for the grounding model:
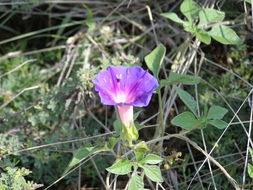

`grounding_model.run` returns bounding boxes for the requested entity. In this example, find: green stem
[153,36,193,139]
[153,89,165,139]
